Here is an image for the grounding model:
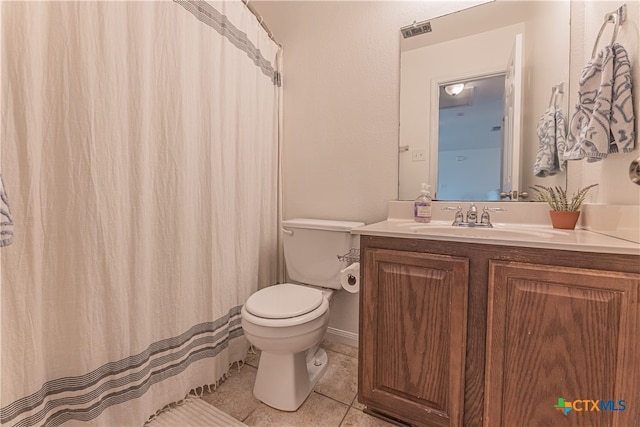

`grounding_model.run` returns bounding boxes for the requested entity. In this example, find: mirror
[398,1,570,201]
